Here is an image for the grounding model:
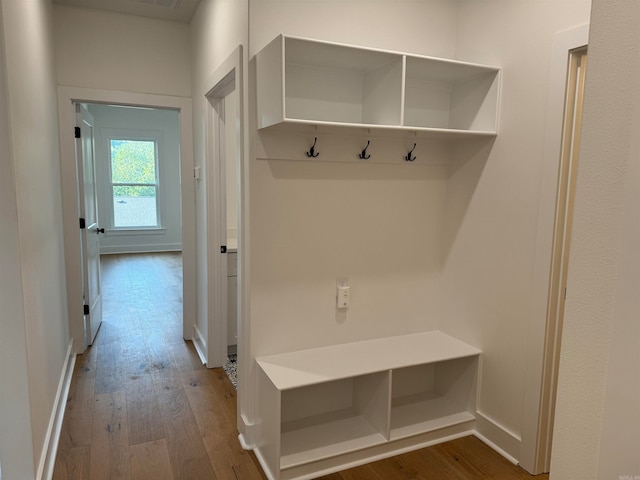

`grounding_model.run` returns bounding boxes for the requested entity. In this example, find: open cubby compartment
[403,55,501,133]
[390,356,479,440]
[280,372,391,470]
[257,35,403,129]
